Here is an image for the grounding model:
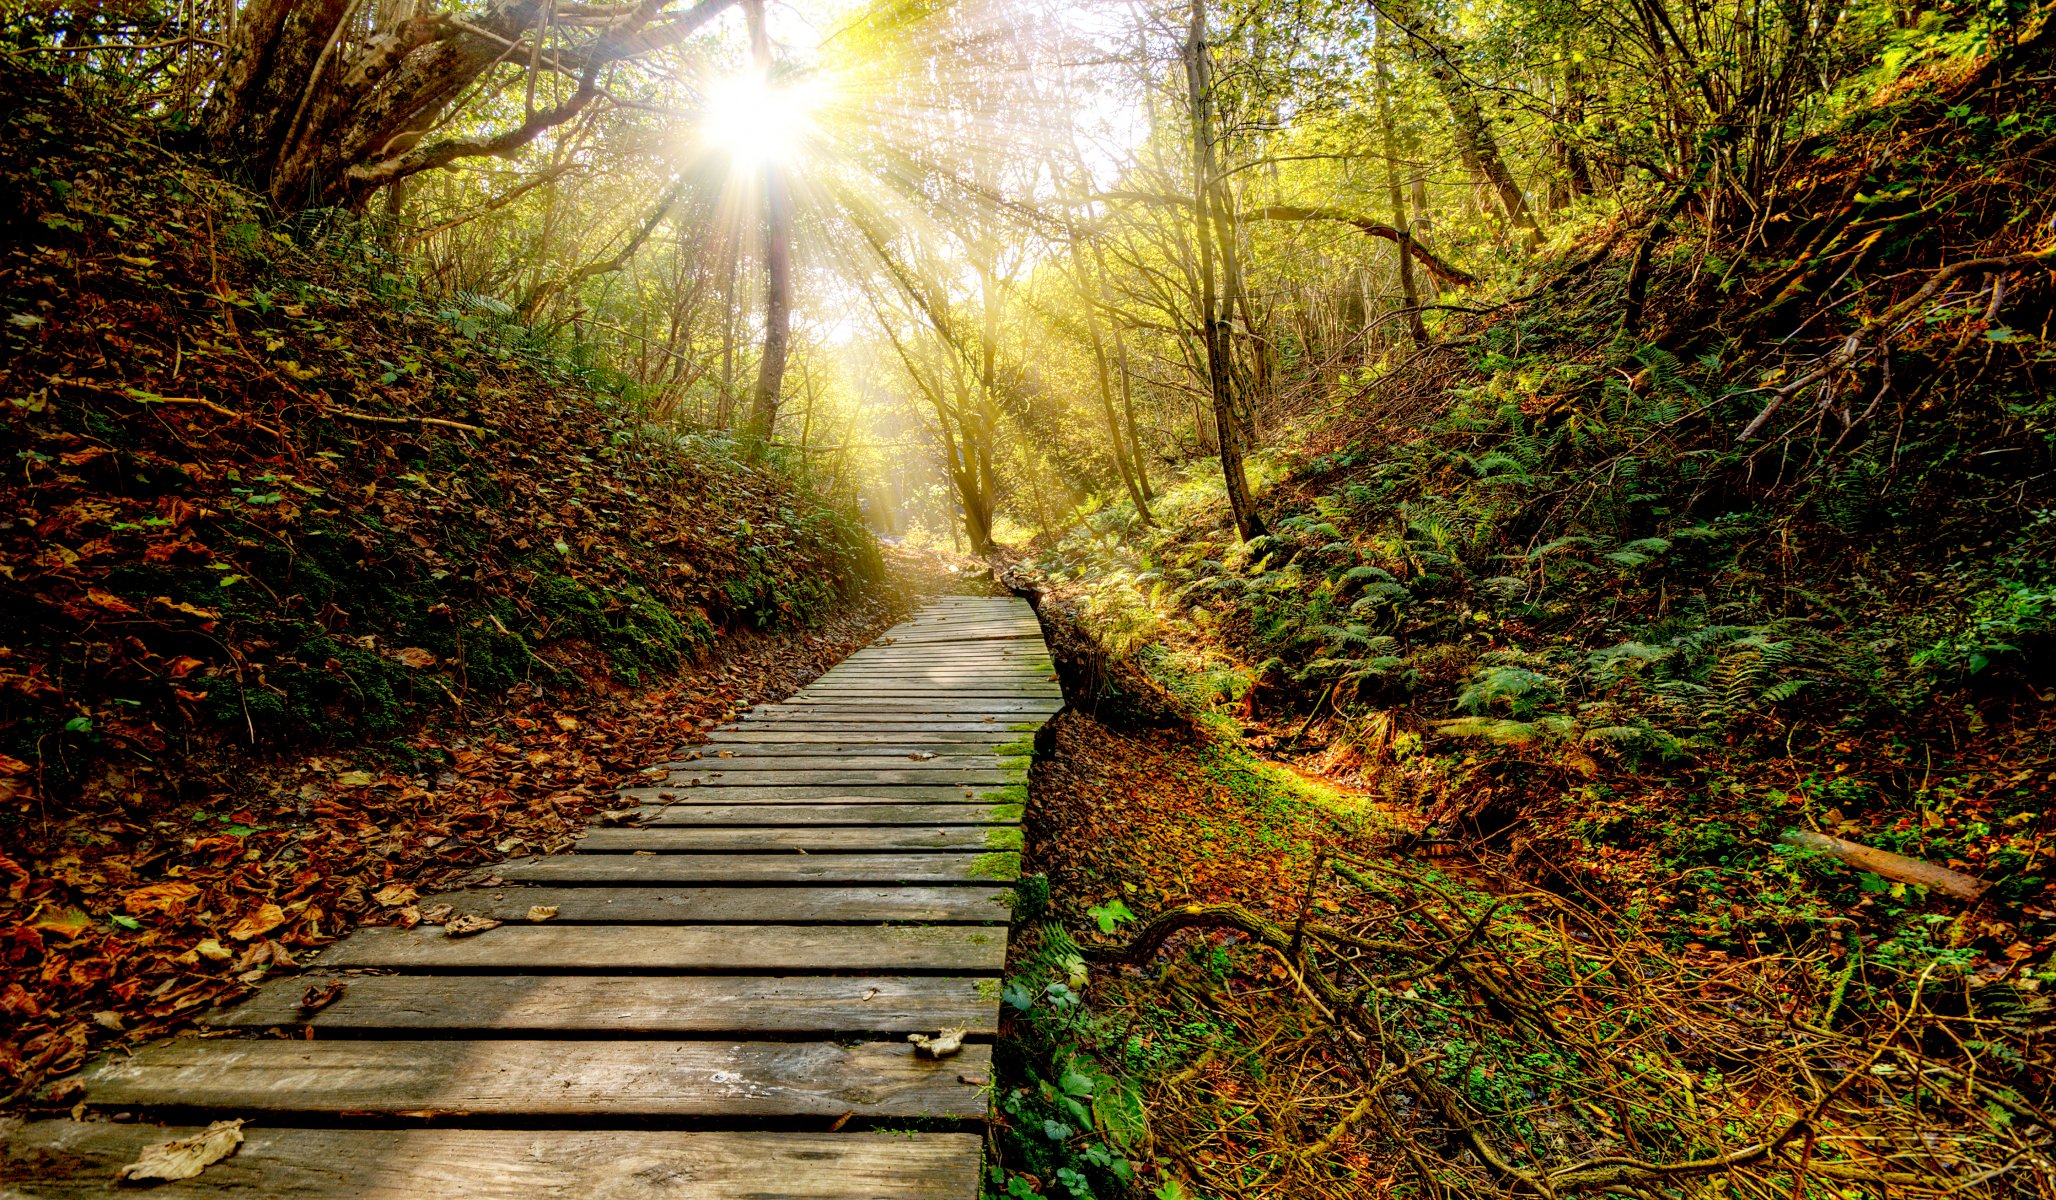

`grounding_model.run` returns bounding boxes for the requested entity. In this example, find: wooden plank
[632,803,1020,825]
[753,699,1059,711]
[664,769,1013,787]
[680,741,1013,756]
[615,786,1018,804]
[318,924,1008,972]
[412,884,1013,923]
[1,1125,983,1200]
[703,730,1023,744]
[501,852,1019,885]
[76,1039,992,1120]
[575,826,1022,853]
[659,755,1018,772]
[210,974,1004,1035]
[726,719,1041,731]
